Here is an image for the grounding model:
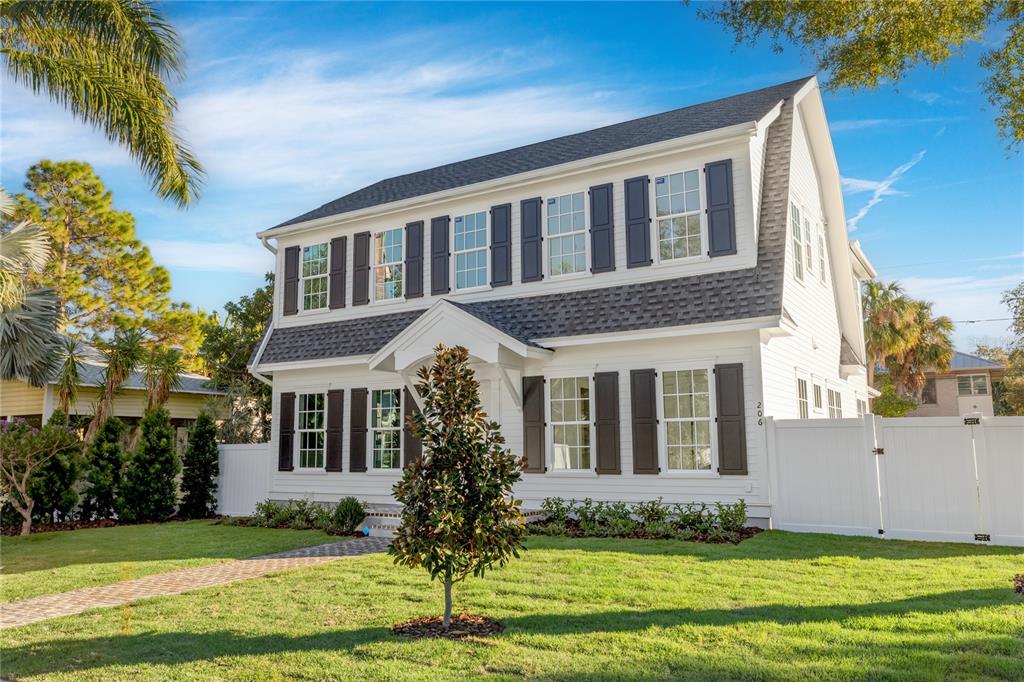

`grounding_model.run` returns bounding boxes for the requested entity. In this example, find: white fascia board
[256,355,374,373]
[257,121,759,241]
[534,315,781,348]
